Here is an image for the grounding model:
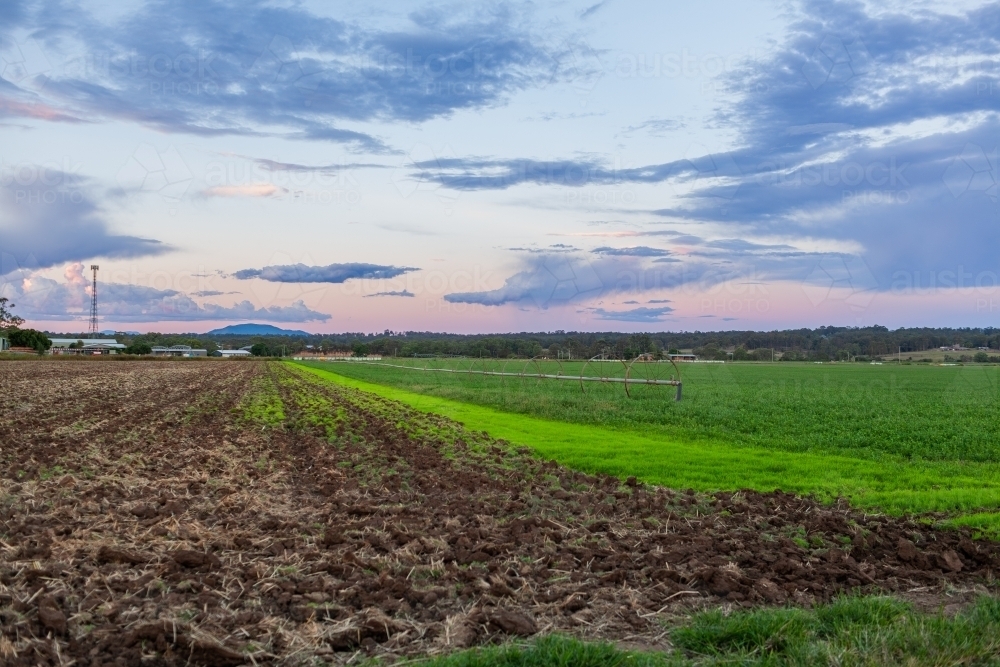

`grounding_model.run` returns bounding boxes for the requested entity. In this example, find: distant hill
[206,323,313,336]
